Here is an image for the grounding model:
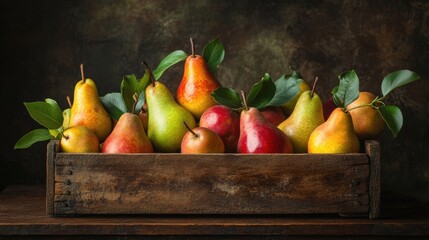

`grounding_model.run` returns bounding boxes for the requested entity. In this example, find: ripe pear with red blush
[69,64,112,142]
[237,91,293,154]
[199,105,240,153]
[176,38,222,119]
[181,122,225,154]
[102,111,153,154]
